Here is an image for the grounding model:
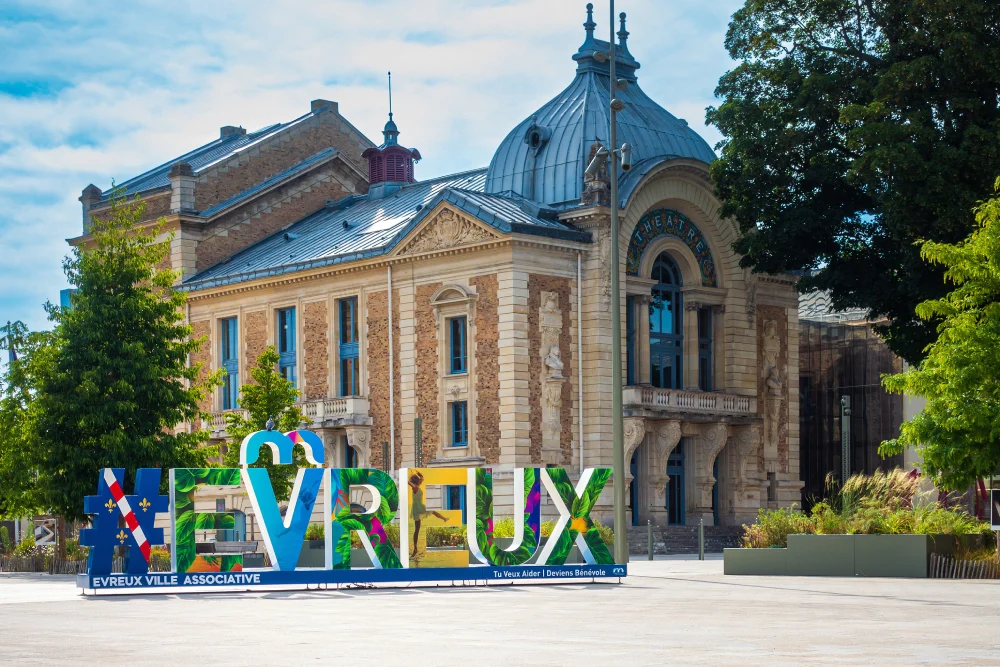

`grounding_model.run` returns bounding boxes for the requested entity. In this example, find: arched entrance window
[649,252,683,389]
